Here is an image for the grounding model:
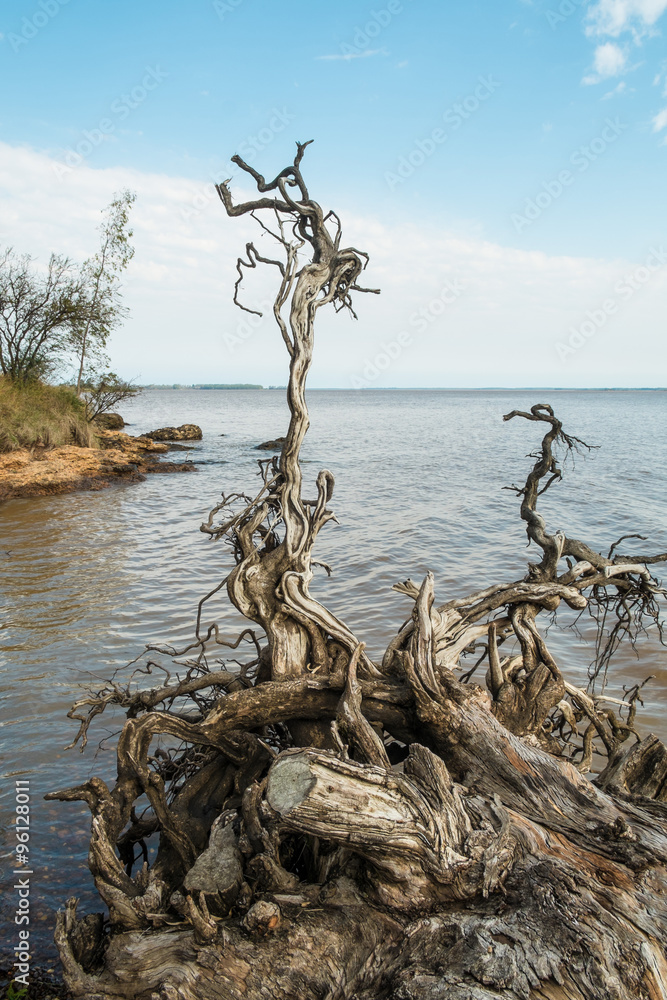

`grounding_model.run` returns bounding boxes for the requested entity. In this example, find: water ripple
[1,388,666,962]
